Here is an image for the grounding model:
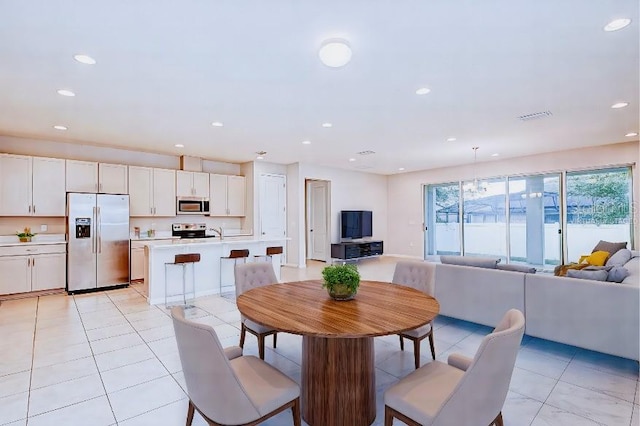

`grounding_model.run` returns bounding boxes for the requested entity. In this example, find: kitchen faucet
[210,227,224,240]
